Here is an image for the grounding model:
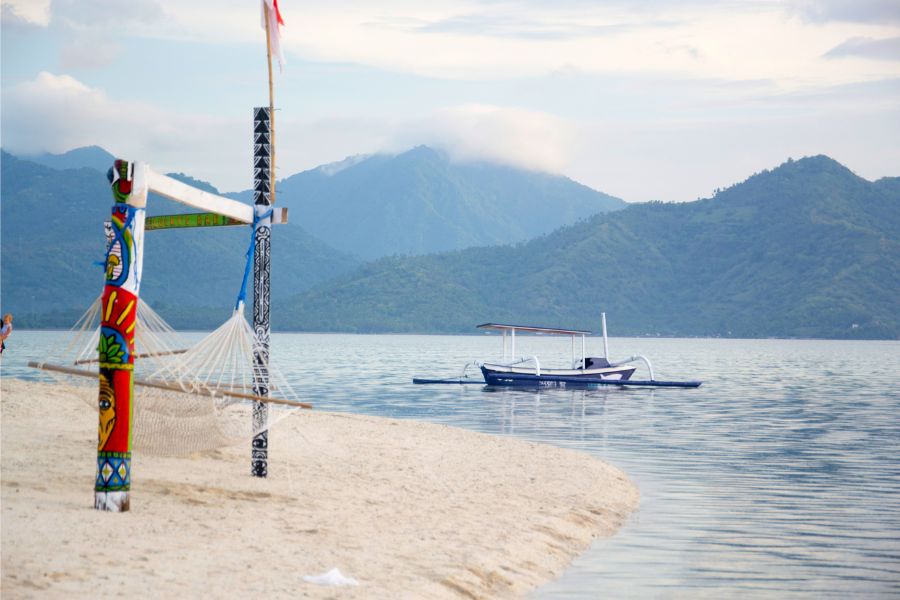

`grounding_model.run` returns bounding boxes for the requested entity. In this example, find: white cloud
[1,72,576,191]
[237,105,575,188]
[50,0,165,29]
[45,0,167,70]
[267,103,576,185]
[1,0,51,26]
[387,104,573,173]
[273,116,395,184]
[787,0,900,24]
[3,60,898,202]
[143,1,900,91]
[15,1,891,90]
[2,72,152,155]
[7,2,894,92]
[1,72,242,187]
[825,36,900,61]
